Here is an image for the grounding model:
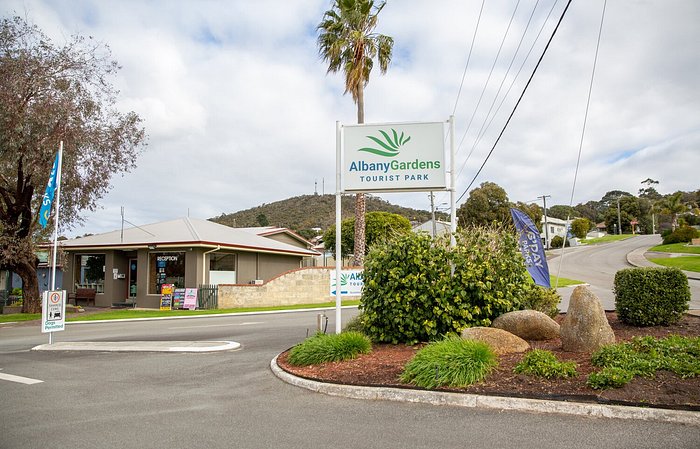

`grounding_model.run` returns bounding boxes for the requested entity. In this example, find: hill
[210,194,444,235]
